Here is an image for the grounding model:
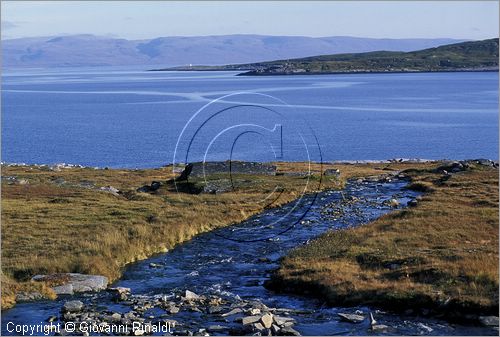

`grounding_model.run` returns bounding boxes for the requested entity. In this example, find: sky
[1,1,498,40]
